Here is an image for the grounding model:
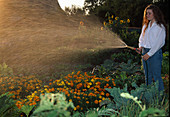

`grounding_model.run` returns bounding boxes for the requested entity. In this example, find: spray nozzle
[126,46,141,54]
